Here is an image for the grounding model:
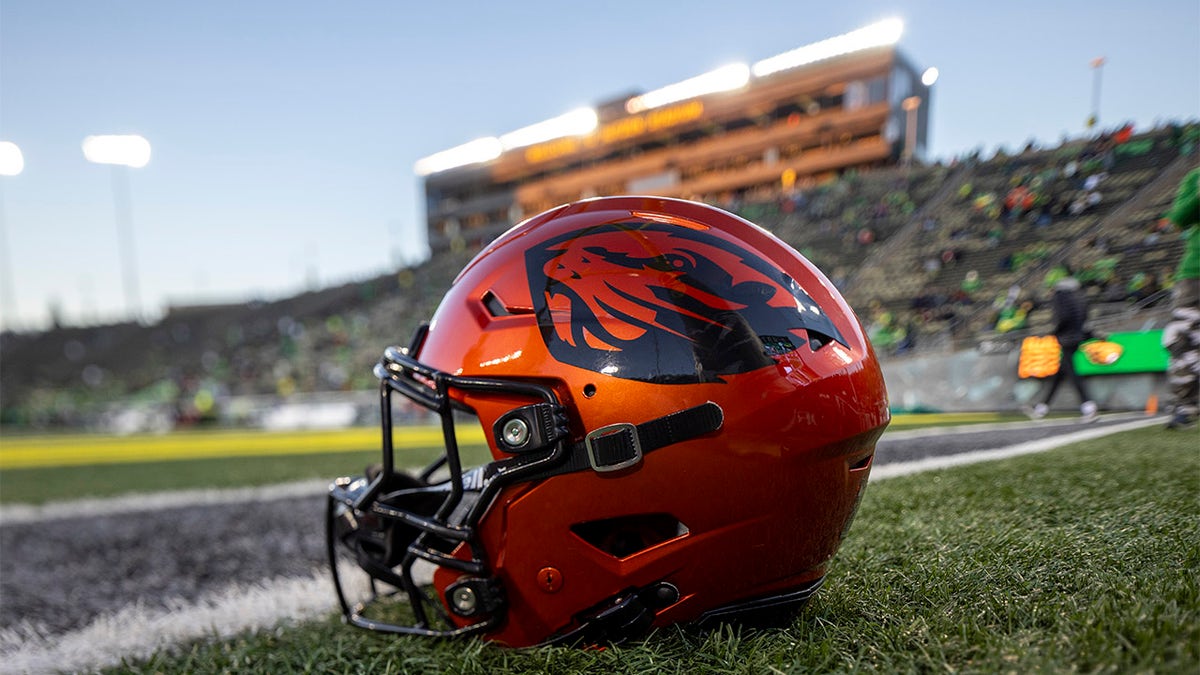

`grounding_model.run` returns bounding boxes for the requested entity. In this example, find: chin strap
[515,401,724,481]
[542,575,827,648]
[539,582,682,647]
